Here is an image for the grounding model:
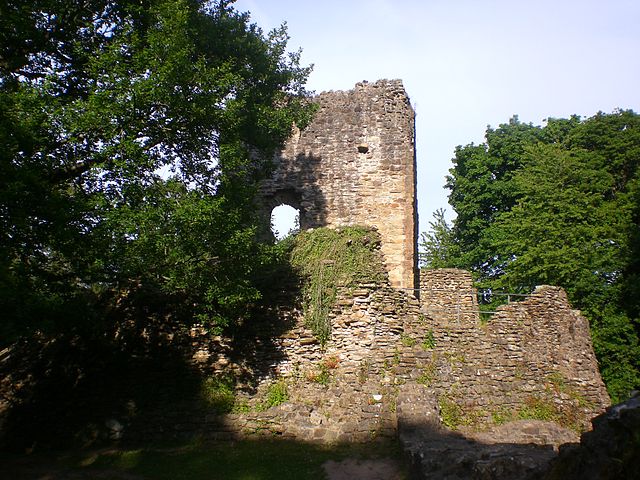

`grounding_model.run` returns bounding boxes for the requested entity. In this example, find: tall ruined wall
[260,79,418,289]
[419,269,610,427]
